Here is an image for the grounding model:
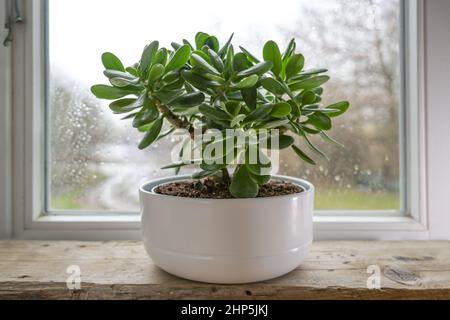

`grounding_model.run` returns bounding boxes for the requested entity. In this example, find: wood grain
[1,241,449,299]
